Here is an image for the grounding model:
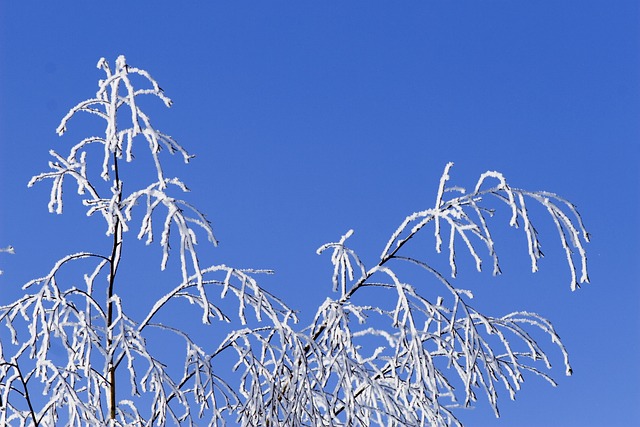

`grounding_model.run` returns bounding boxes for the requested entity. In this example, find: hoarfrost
[0,56,589,427]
